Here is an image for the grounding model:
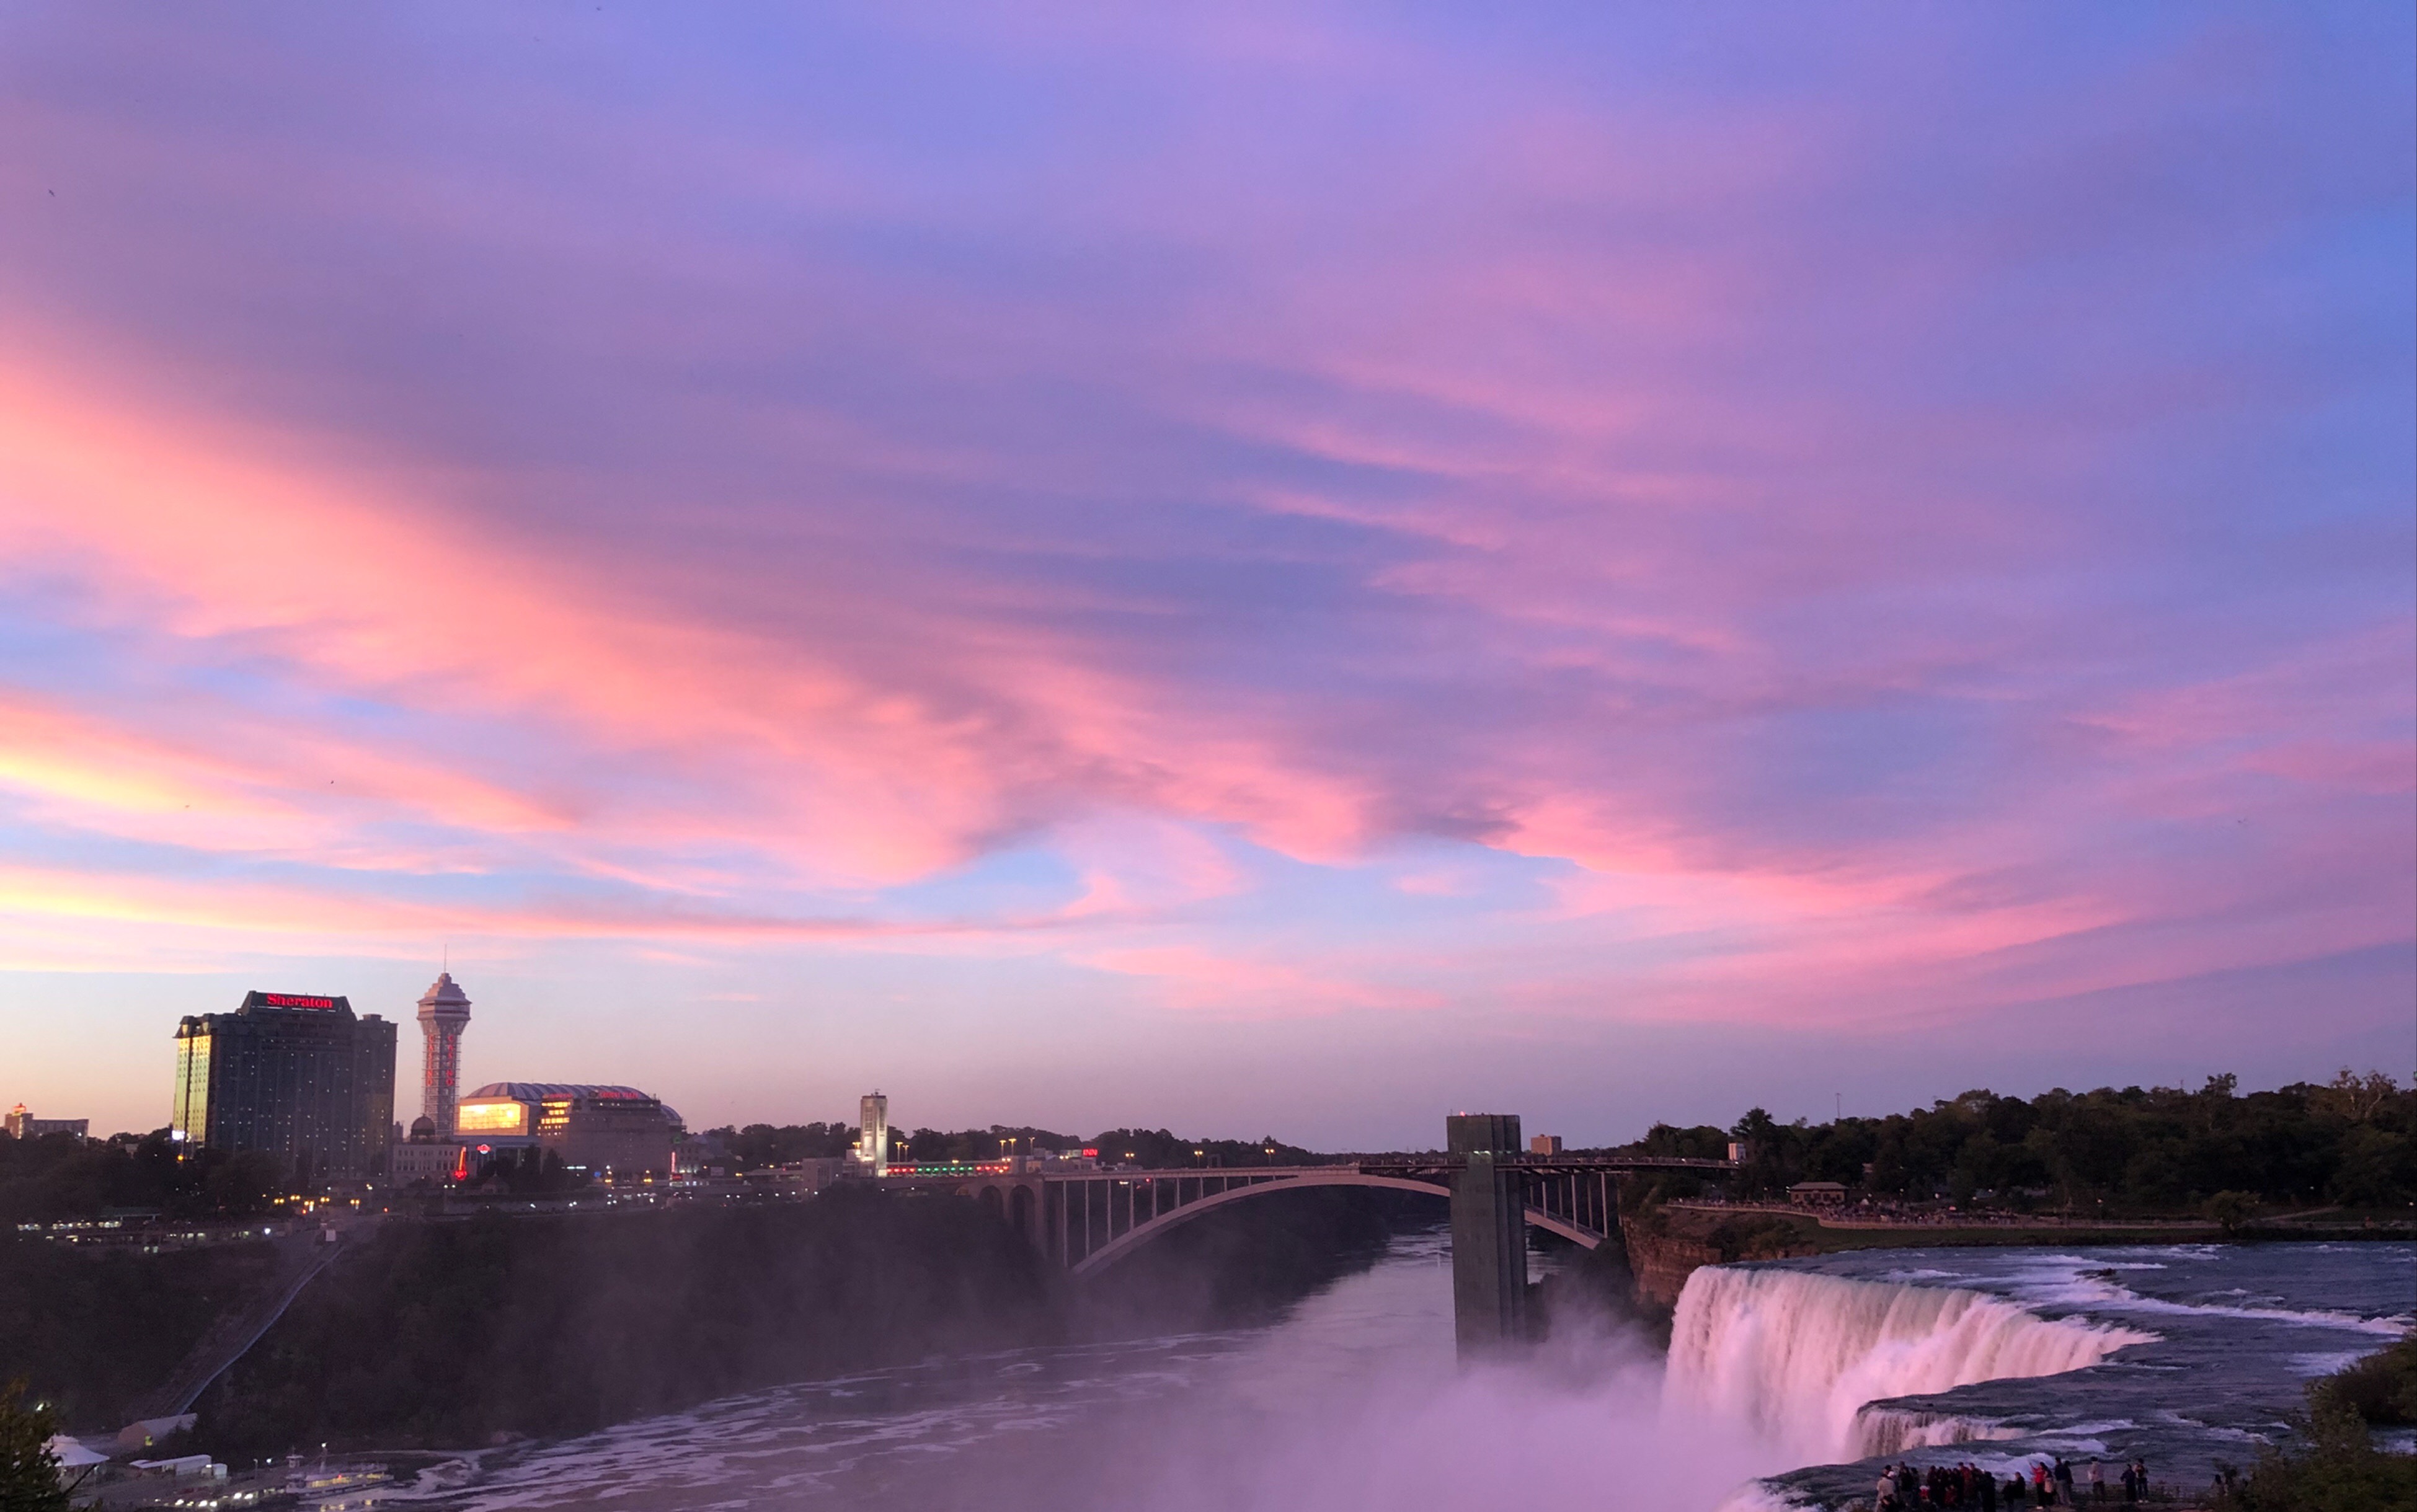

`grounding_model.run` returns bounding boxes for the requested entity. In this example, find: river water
[373,1232,2409,1512]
